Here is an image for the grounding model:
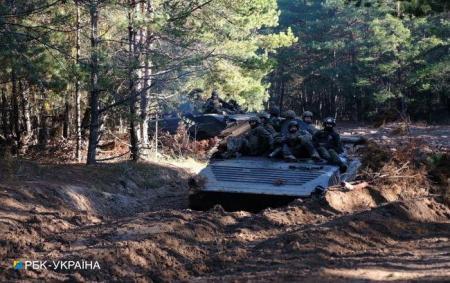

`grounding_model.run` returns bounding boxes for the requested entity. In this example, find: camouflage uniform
[313,117,346,170]
[258,112,276,135]
[223,99,244,114]
[301,111,317,135]
[203,90,224,114]
[271,120,320,161]
[203,98,223,114]
[268,106,282,132]
[280,110,313,141]
[226,117,273,157]
[280,110,297,136]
